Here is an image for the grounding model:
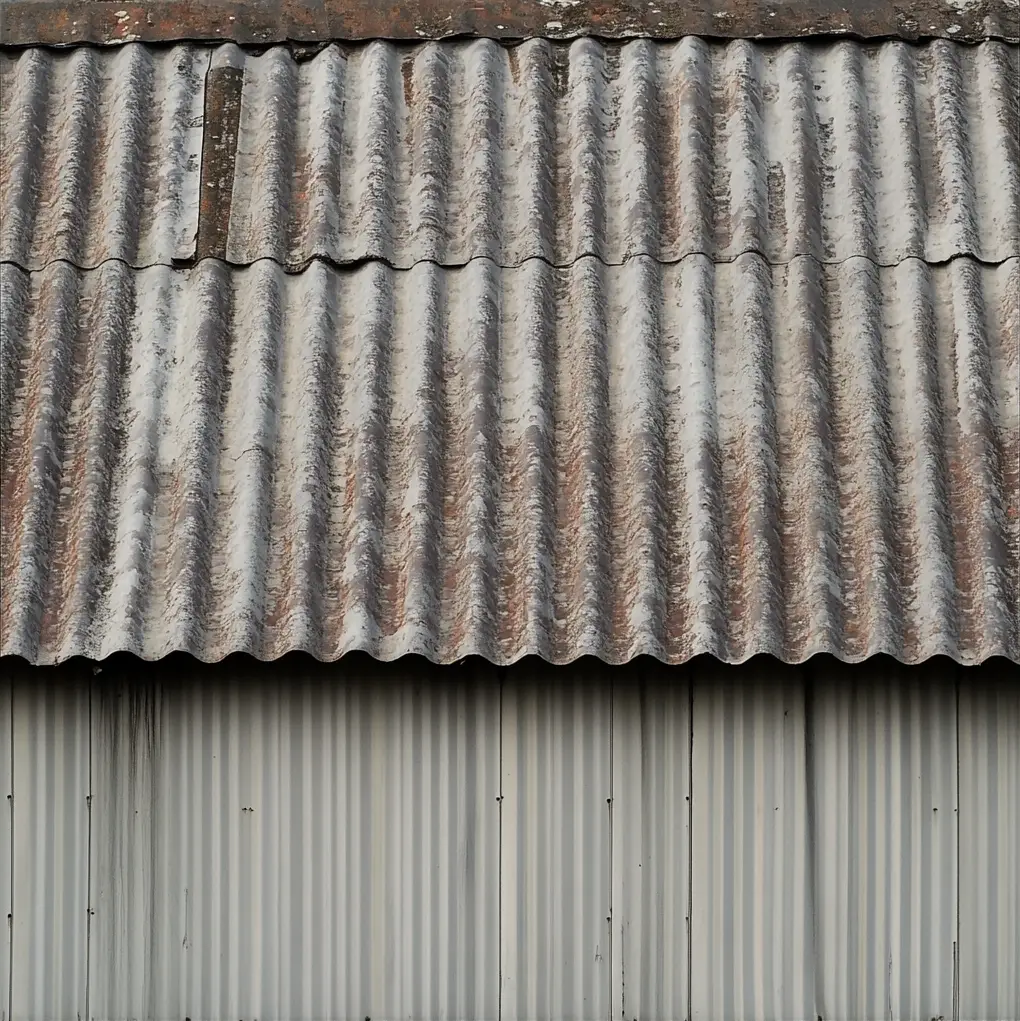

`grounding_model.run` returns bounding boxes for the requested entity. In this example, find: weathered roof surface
[3,39,1018,270]
[2,0,1018,46]
[1,35,1018,667]
[2,253,1017,666]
